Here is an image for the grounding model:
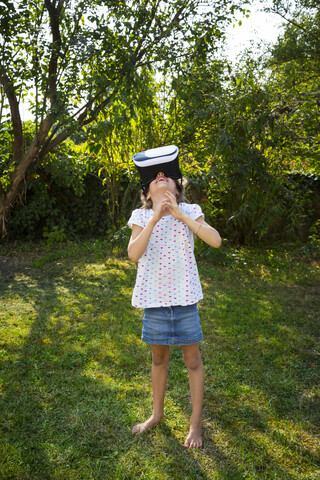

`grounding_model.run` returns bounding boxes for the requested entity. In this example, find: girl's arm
[164,191,222,248]
[128,199,169,262]
[184,216,222,248]
[128,220,156,263]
